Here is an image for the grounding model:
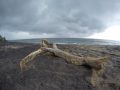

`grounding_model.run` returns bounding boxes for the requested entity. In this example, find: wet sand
[0,42,120,90]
